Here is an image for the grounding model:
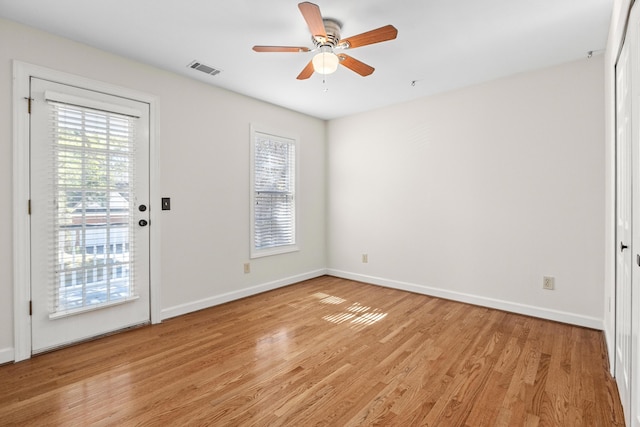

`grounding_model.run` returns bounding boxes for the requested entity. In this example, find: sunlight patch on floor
[314,295,388,331]
[312,292,347,305]
[323,312,356,324]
